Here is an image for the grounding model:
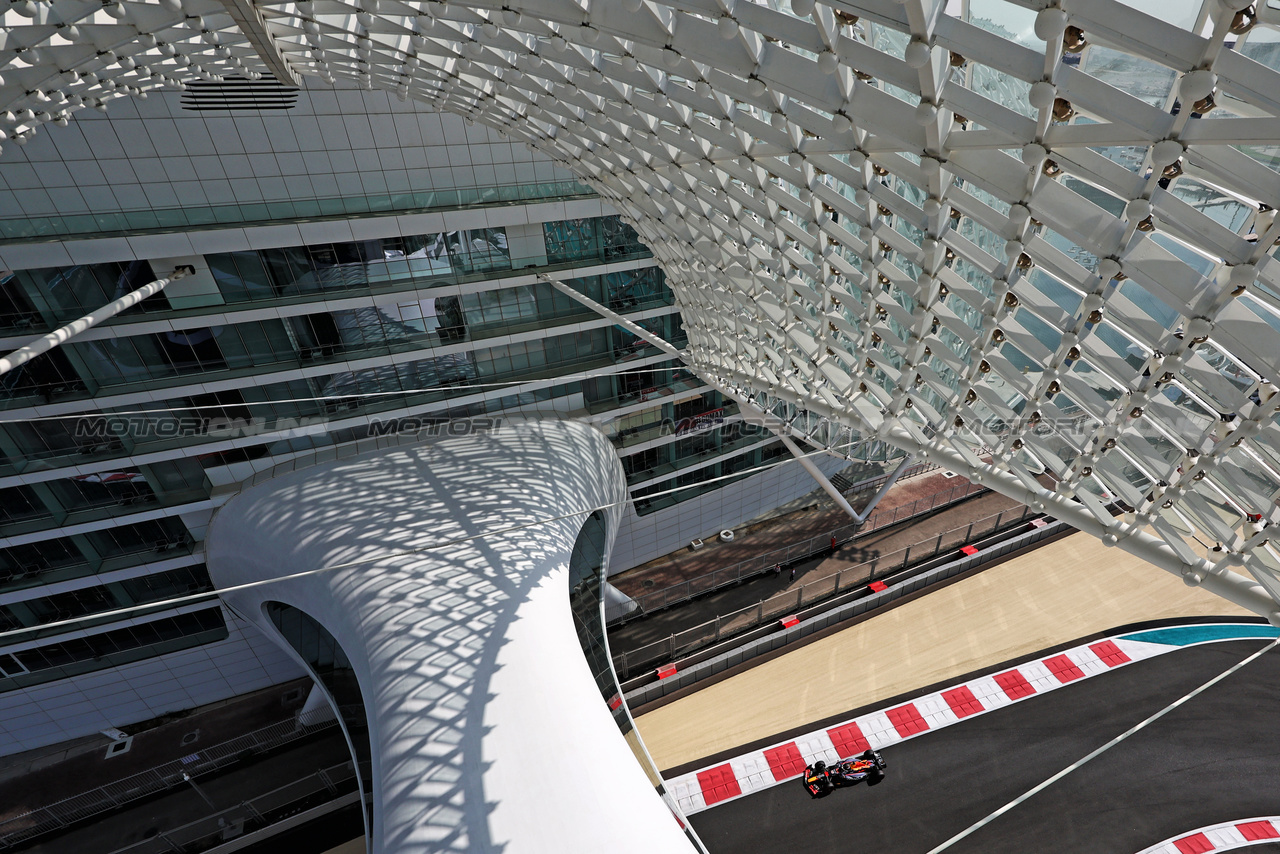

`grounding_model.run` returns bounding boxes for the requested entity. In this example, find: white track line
[925,639,1280,854]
